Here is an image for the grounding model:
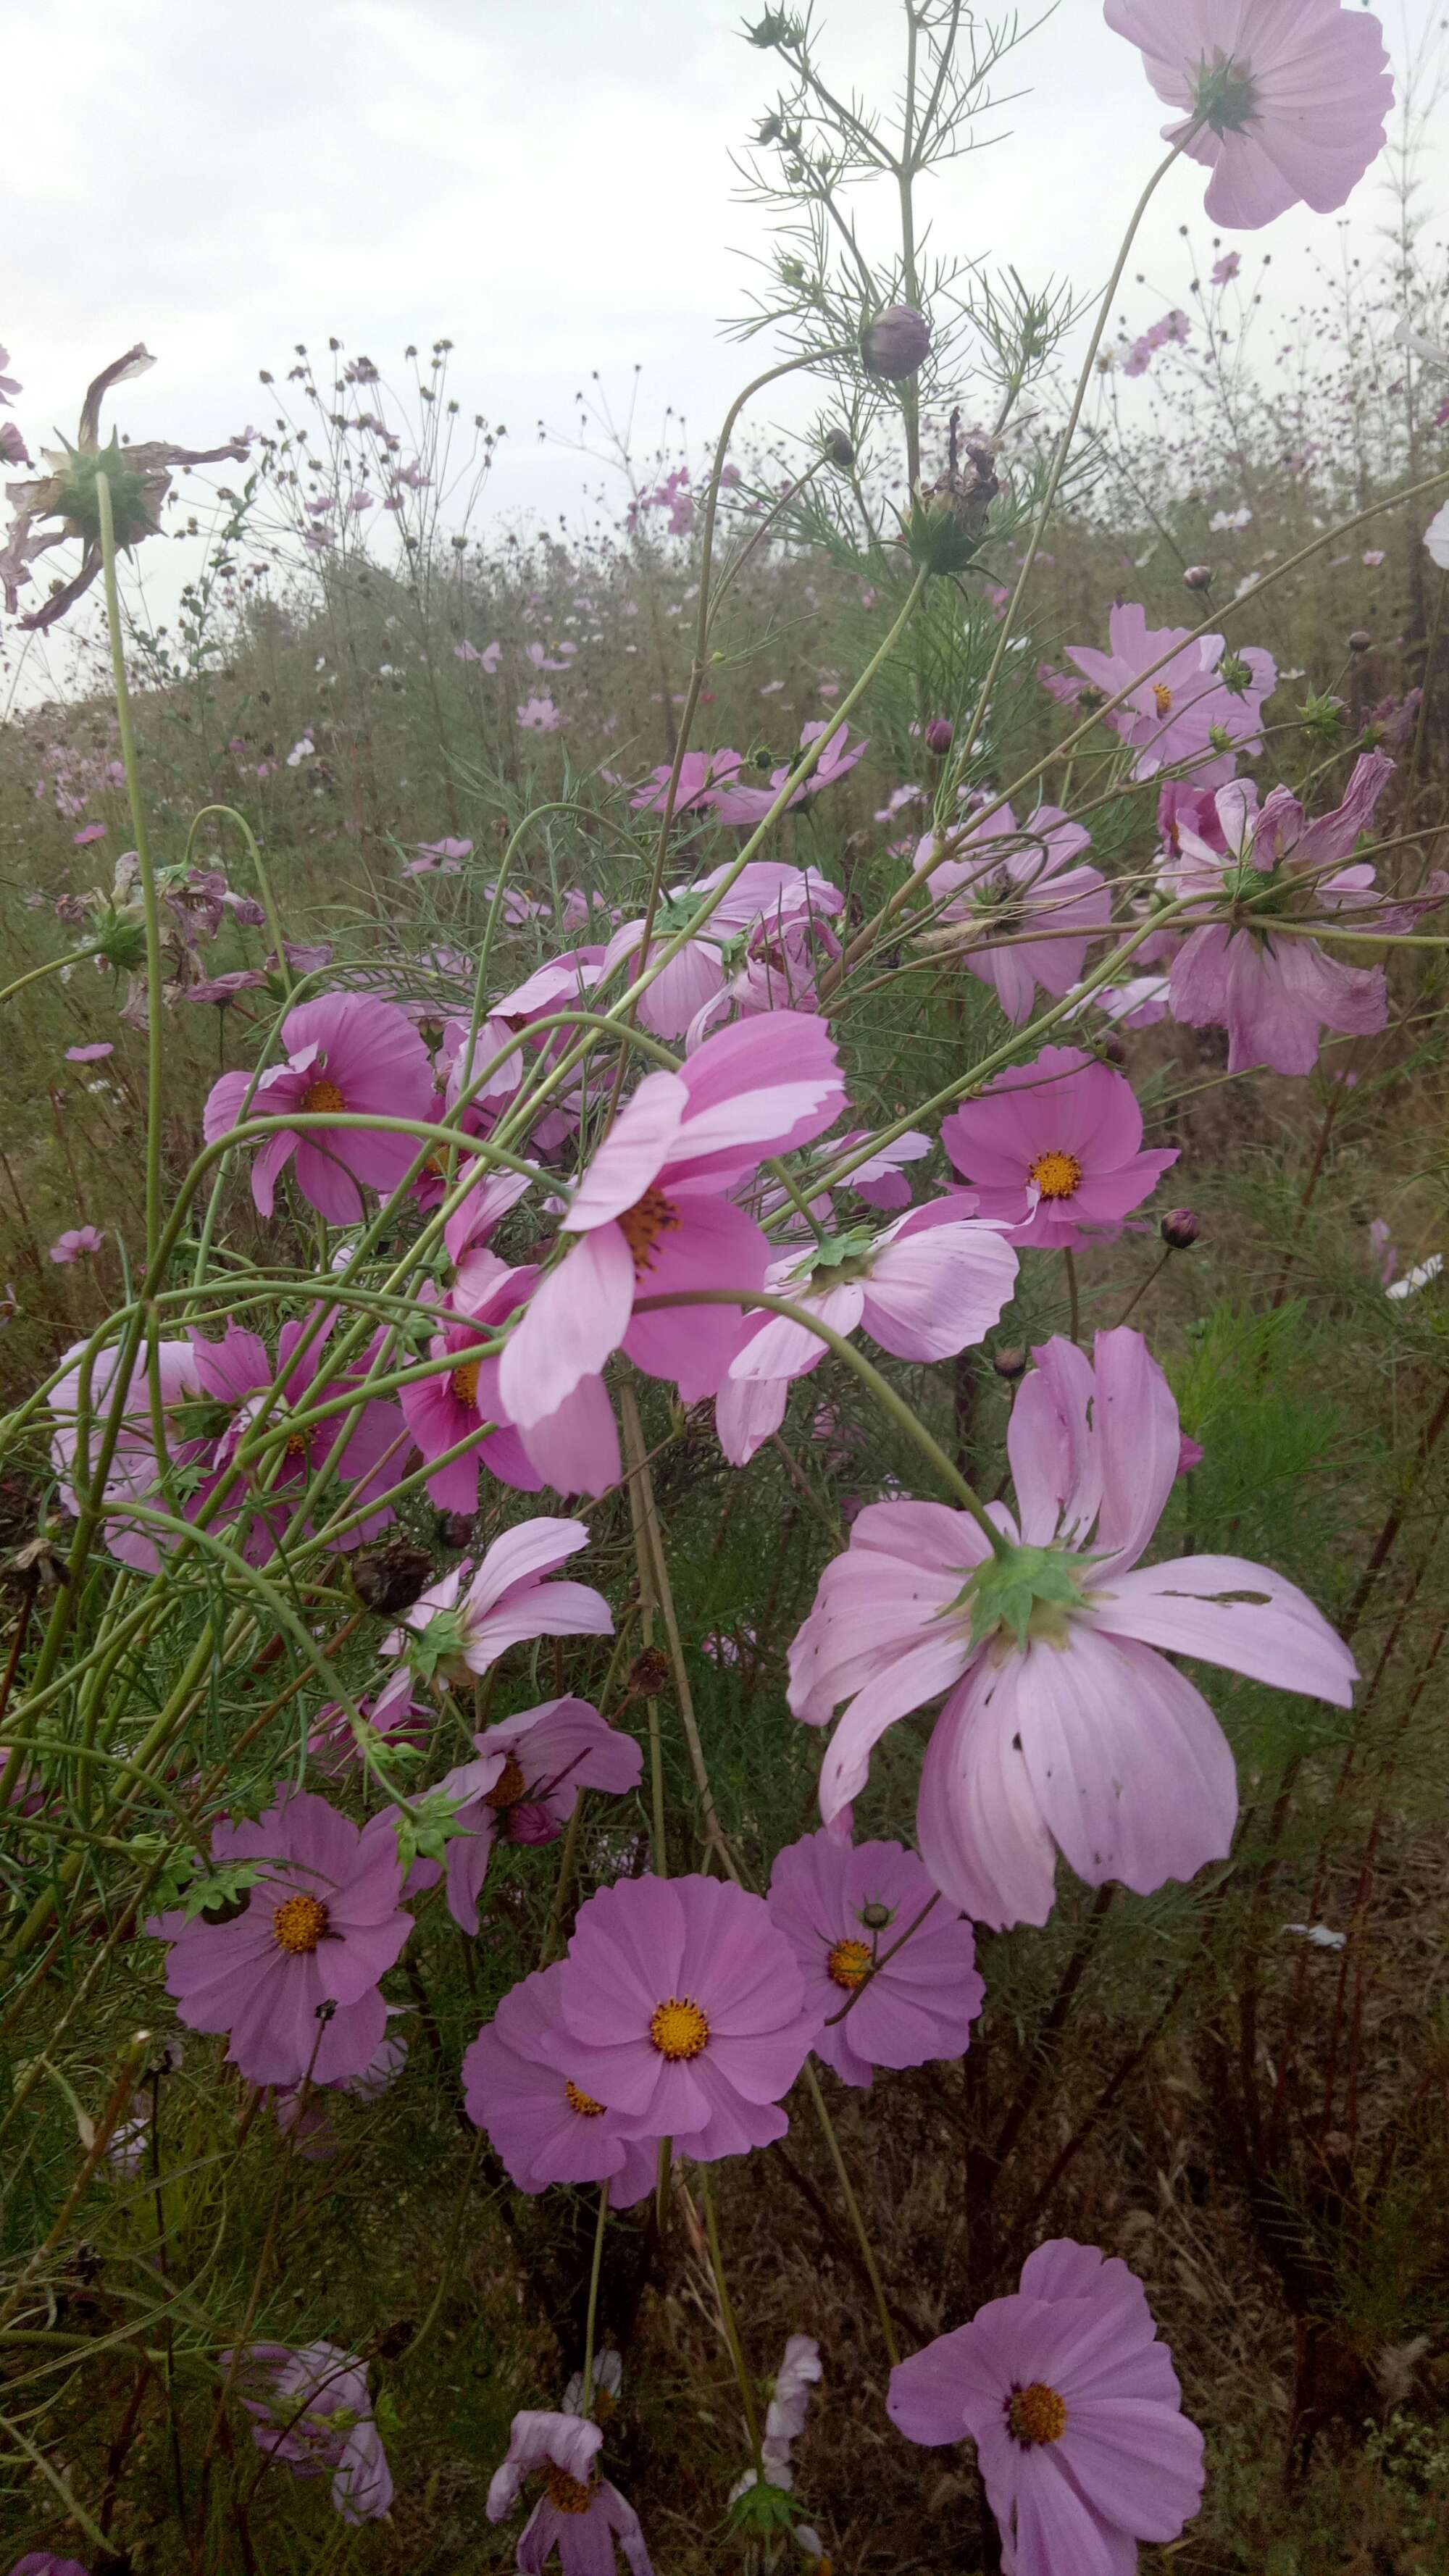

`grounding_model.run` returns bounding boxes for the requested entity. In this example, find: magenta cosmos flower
[226,2340,393,2523]
[429,1250,622,1502]
[1043,602,1274,782]
[498,1012,845,1440]
[599,860,842,1040]
[151,1787,413,2085]
[1106,0,1392,232]
[717,1198,1018,1466]
[789,1327,1356,1927]
[489,2410,652,2575]
[399,1271,540,1513]
[889,2238,1205,2574]
[919,804,1111,1023]
[204,990,433,1222]
[942,1047,1178,1250]
[556,1874,822,2159]
[402,1520,611,1683]
[186,1312,410,1561]
[1162,753,1423,1074]
[463,1960,657,2204]
[435,1697,643,1933]
[767,1831,984,2090]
